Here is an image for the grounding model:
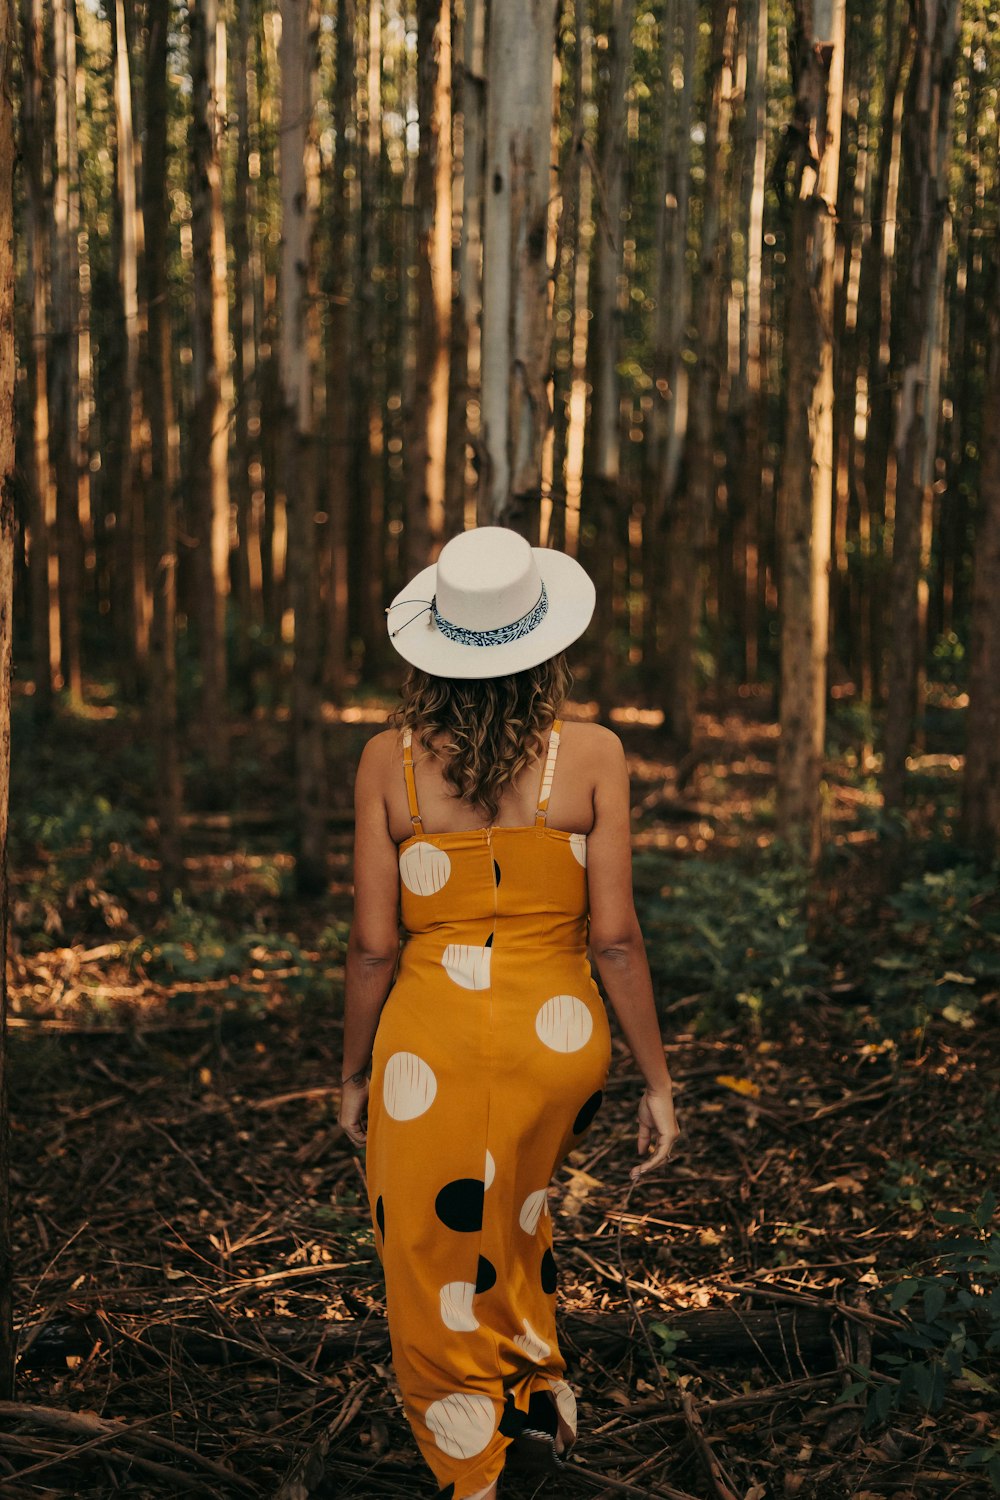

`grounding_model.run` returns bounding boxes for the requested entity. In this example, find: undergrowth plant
[631,849,823,1031]
[839,1189,1000,1489]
